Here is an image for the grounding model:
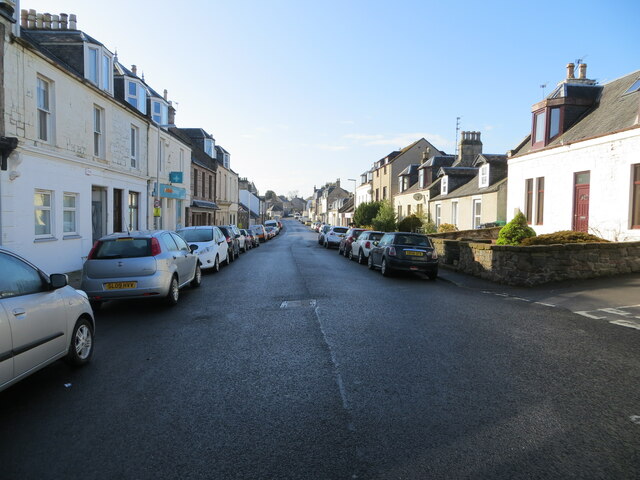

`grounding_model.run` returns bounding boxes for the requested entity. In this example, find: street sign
[154,207,161,217]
